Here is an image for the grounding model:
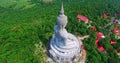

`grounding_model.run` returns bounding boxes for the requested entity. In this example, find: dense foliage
[0,0,120,63]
